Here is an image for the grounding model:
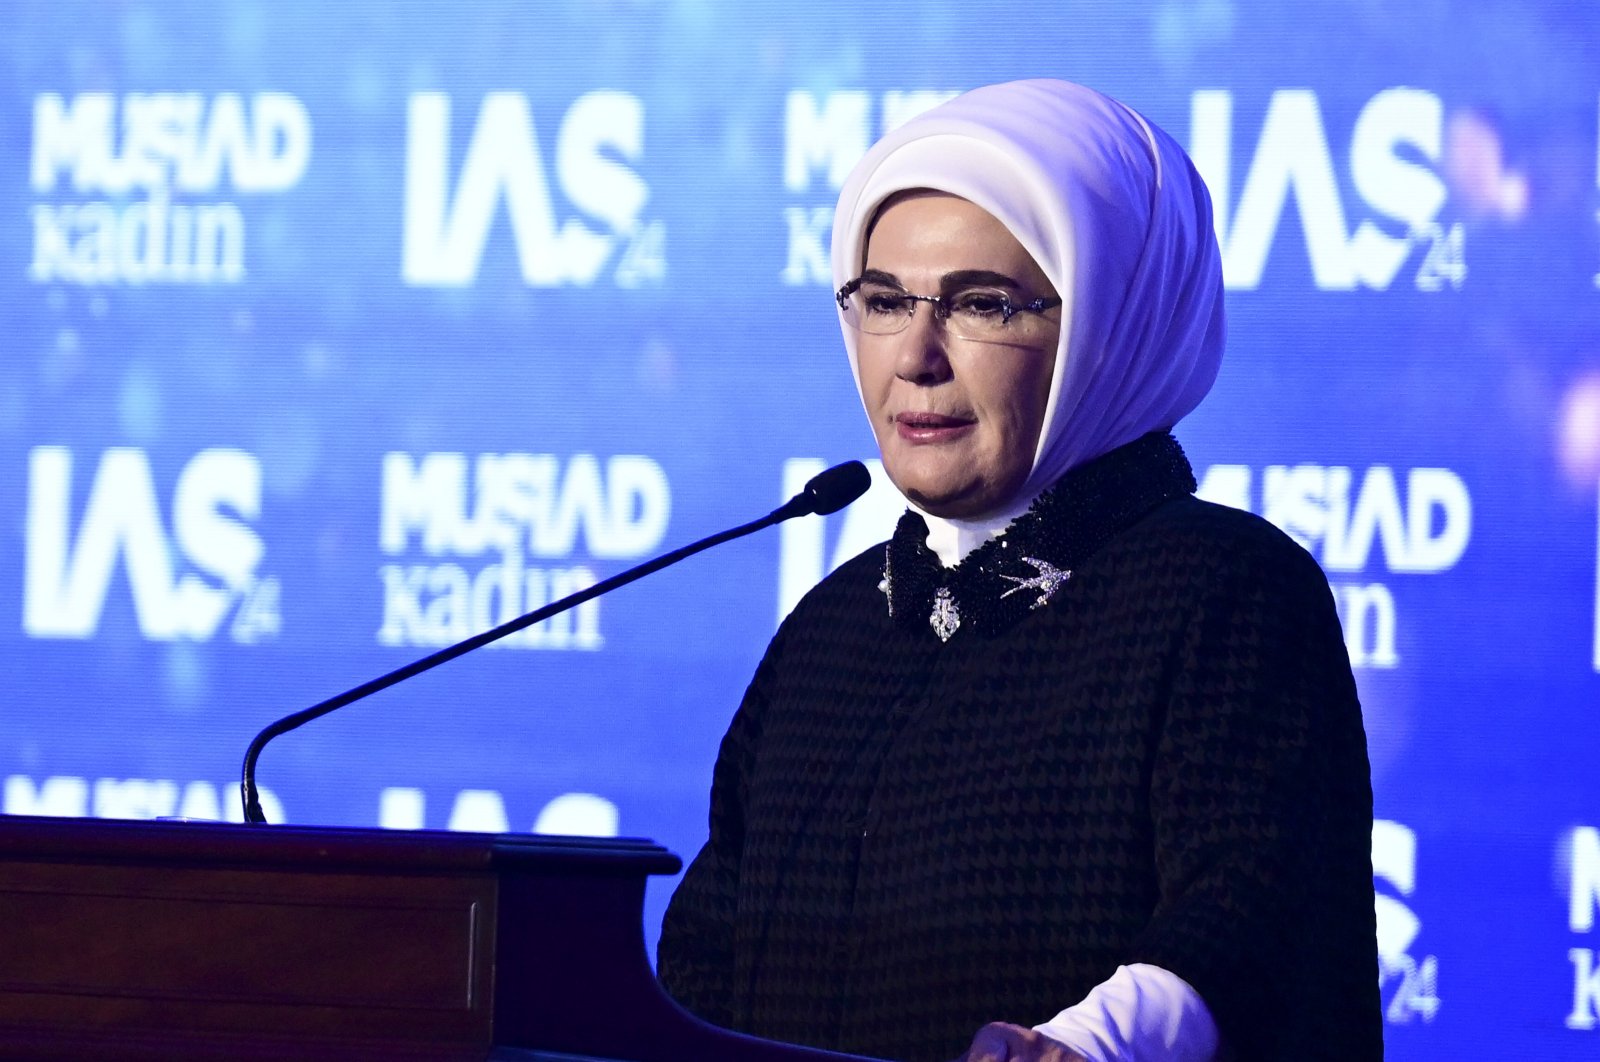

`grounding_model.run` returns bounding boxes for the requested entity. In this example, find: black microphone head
[803,460,871,515]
